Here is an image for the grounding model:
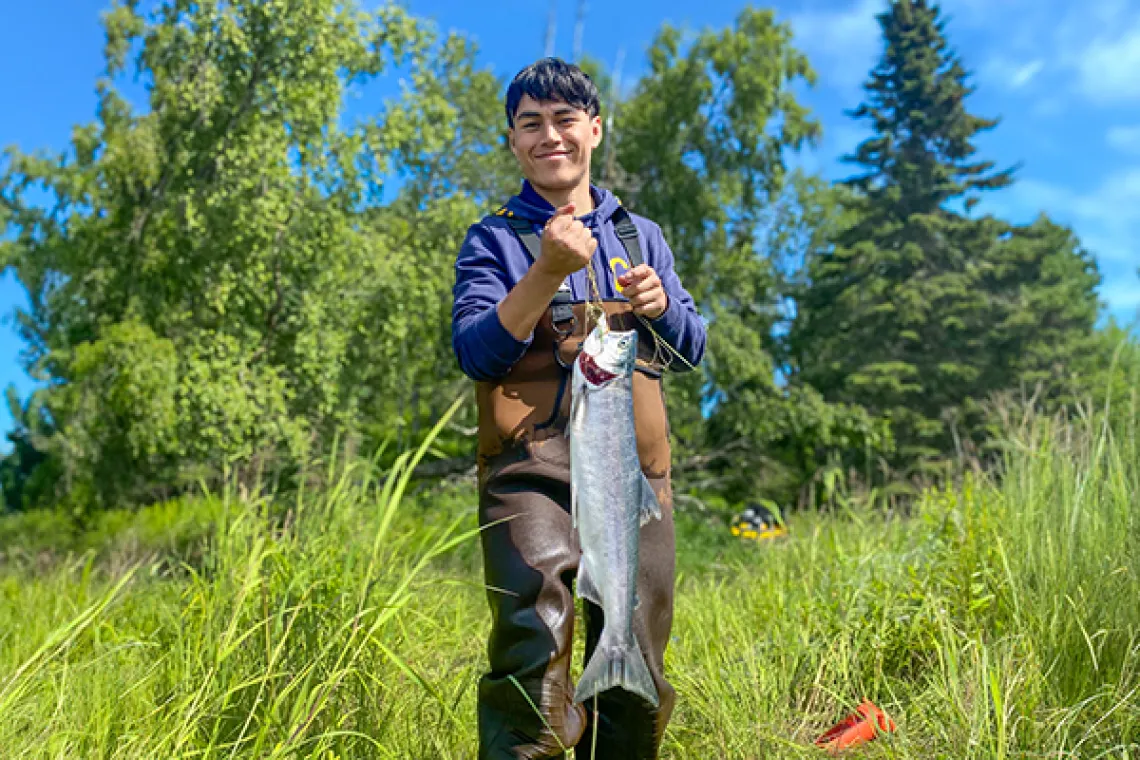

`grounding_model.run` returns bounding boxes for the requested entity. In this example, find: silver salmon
[568,322,662,708]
